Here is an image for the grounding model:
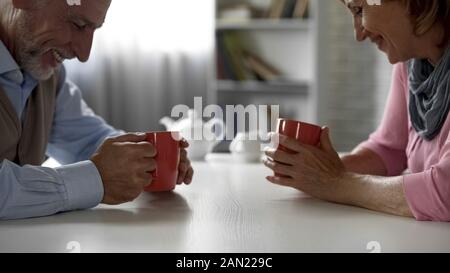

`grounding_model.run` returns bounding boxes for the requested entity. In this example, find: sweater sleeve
[403,128,450,221]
